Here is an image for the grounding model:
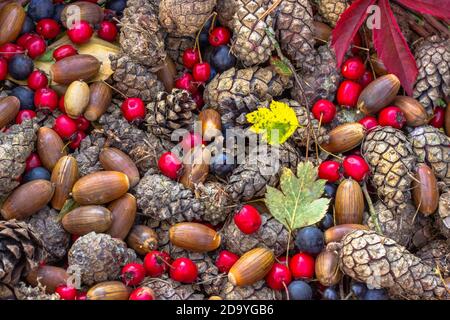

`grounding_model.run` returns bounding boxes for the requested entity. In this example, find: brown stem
[362,182,382,234]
